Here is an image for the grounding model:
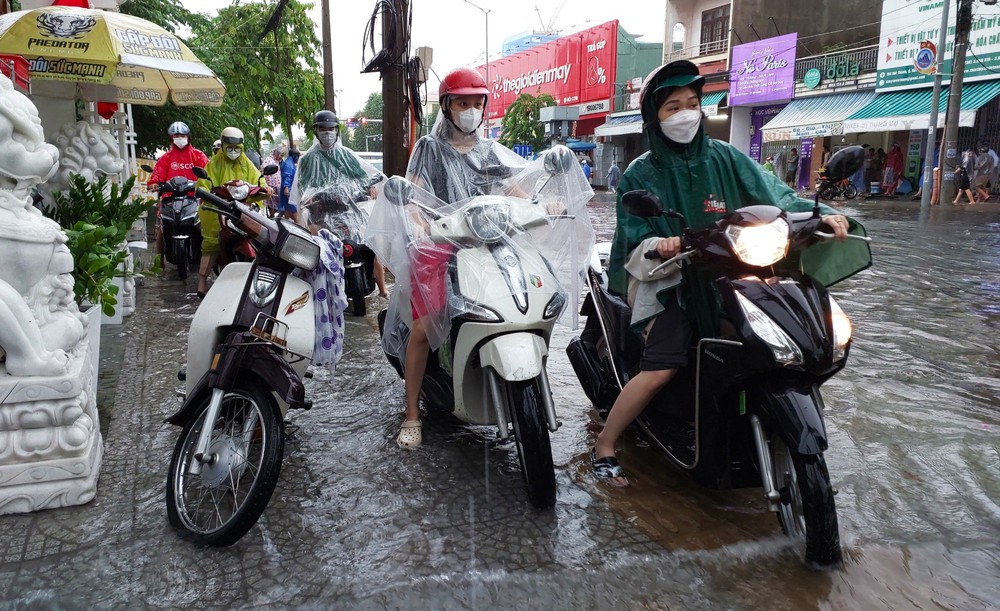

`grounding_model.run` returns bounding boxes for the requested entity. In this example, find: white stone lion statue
[38,119,126,206]
[0,74,87,377]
